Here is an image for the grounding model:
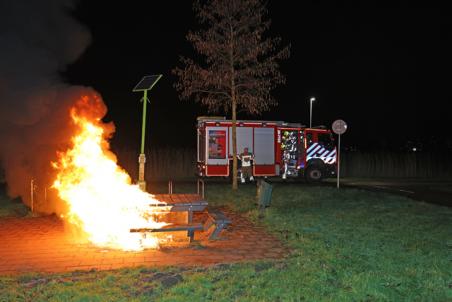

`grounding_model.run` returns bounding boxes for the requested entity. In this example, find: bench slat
[207,209,231,223]
[130,223,203,233]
